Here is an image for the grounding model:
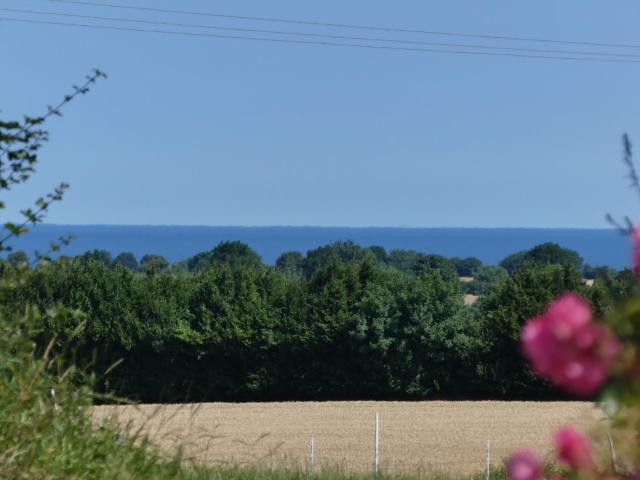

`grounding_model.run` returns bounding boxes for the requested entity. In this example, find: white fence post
[607,432,619,473]
[309,436,315,474]
[51,388,60,411]
[486,440,491,480]
[373,412,380,474]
